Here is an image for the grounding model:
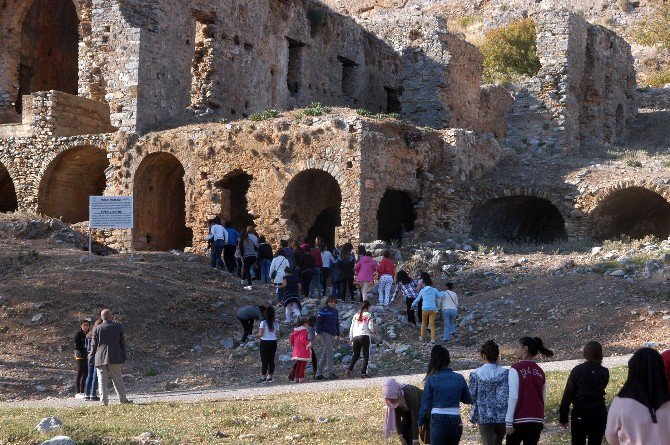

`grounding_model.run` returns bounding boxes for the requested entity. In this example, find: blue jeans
[85,363,98,398]
[430,414,462,445]
[210,239,225,269]
[310,267,323,296]
[260,259,272,284]
[442,309,457,341]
